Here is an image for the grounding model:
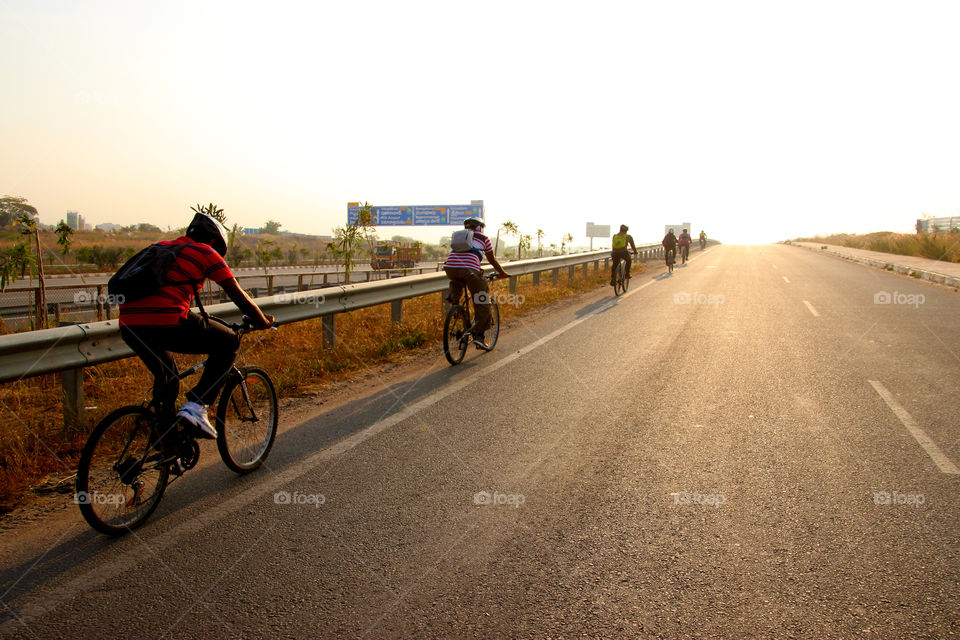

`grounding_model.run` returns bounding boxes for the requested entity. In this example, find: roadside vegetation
[792,231,960,263]
[0,264,618,512]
